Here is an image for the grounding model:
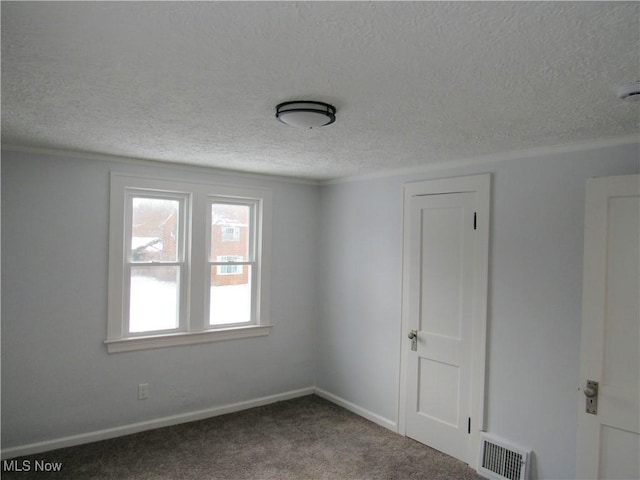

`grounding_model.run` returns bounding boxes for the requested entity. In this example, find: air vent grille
[478,434,530,480]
